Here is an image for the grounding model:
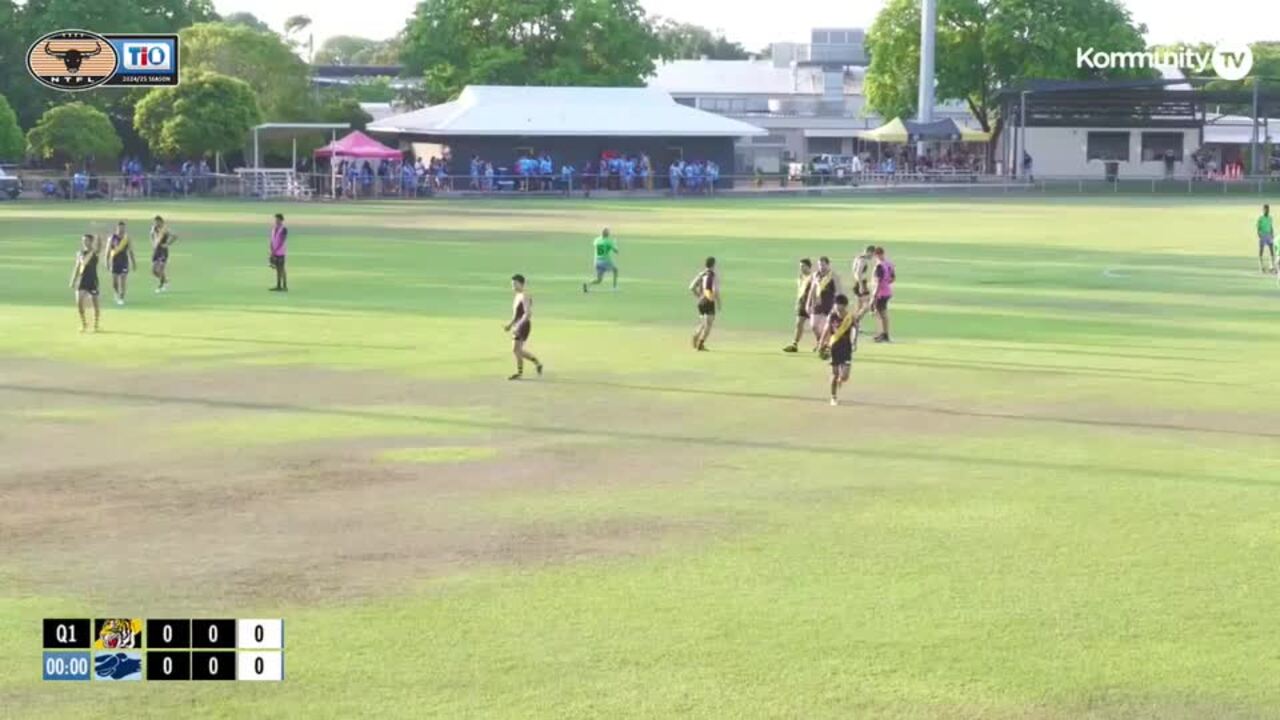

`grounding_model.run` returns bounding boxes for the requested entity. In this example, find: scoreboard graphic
[42,618,284,682]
